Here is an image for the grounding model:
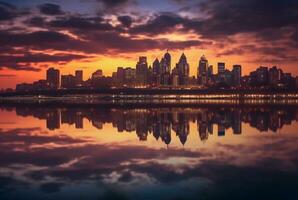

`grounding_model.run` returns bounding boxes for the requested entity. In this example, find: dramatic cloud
[0,0,297,75]
[193,0,298,38]
[117,15,133,27]
[0,2,16,20]
[130,13,186,35]
[38,3,64,15]
[97,0,135,9]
